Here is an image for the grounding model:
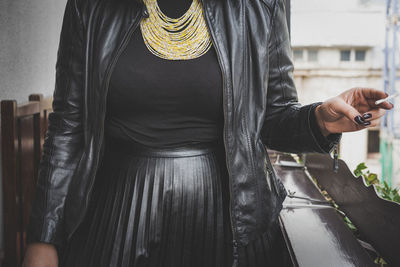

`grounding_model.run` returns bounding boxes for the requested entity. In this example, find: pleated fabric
[59,135,285,267]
